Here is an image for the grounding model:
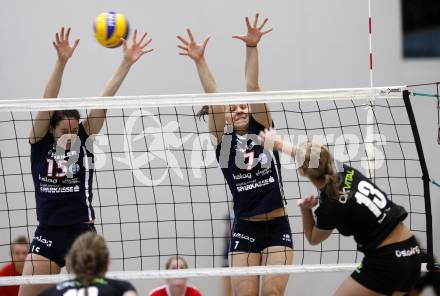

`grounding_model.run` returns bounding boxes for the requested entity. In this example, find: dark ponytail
[196,105,210,121]
[50,110,80,128]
